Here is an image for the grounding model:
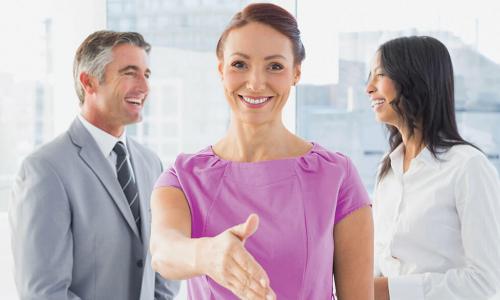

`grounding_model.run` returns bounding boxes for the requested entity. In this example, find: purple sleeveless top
[155,143,370,299]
